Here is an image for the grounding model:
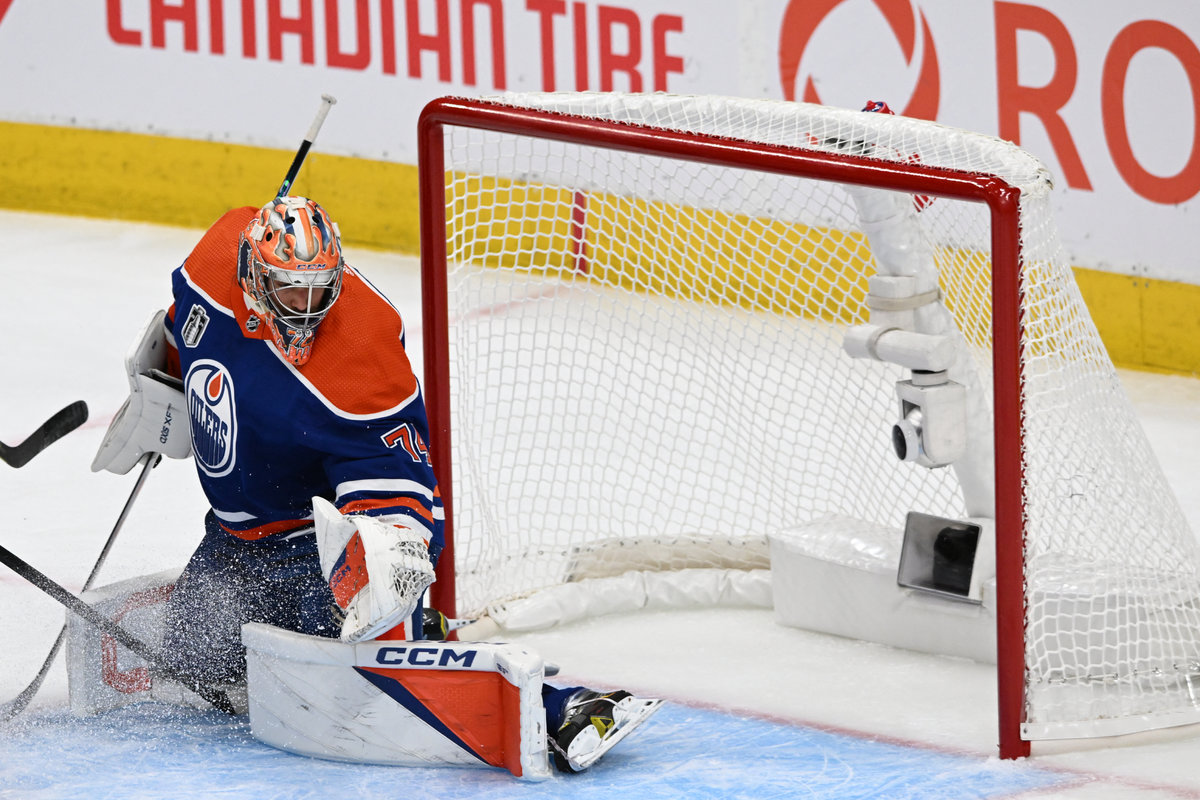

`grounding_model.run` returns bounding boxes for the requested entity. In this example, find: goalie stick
[0,400,88,468]
[0,453,157,723]
[0,537,237,715]
[276,94,337,198]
